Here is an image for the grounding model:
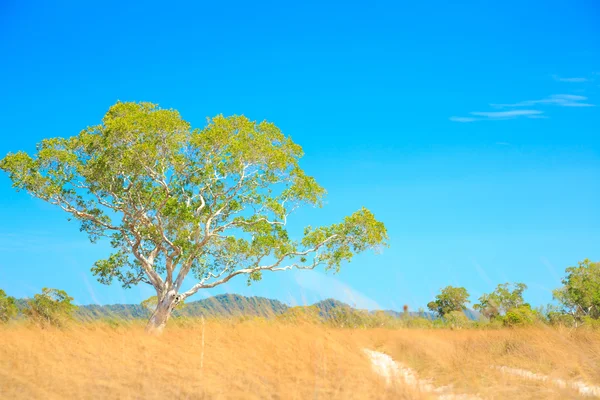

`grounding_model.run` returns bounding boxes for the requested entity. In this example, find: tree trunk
[145,293,176,334]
